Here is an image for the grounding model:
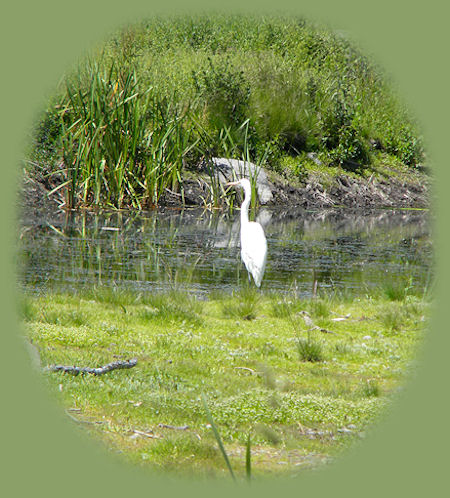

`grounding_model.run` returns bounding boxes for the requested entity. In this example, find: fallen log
[45,358,138,376]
